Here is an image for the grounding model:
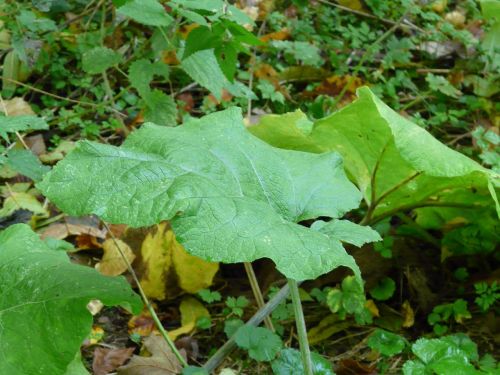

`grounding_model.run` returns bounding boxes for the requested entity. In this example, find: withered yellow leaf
[96,238,135,276]
[140,223,218,300]
[169,297,210,341]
